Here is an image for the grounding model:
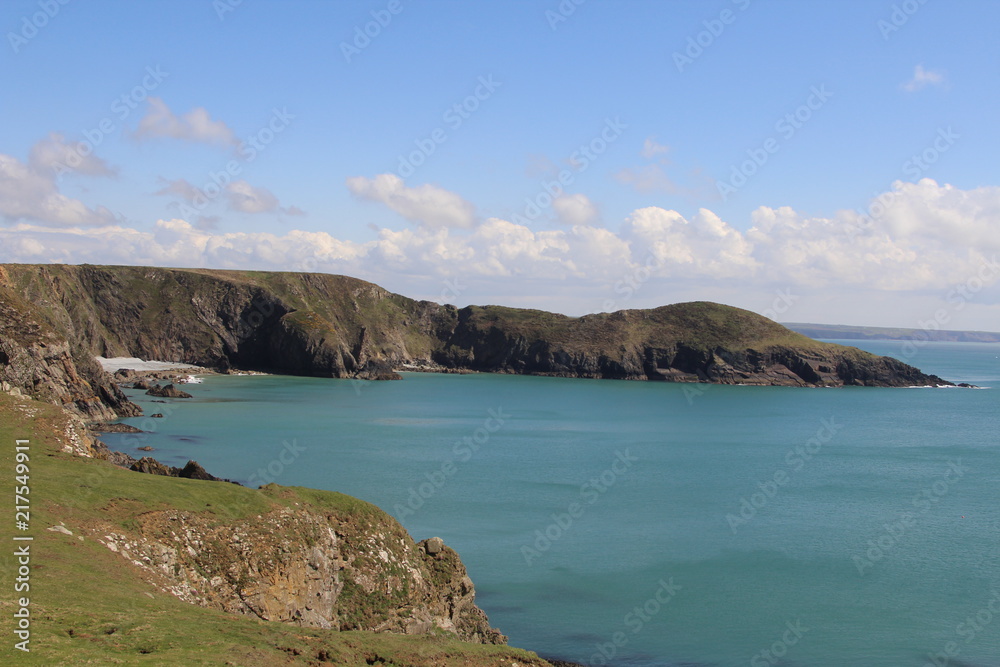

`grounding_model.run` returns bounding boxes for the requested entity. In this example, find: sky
[1,0,998,330]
